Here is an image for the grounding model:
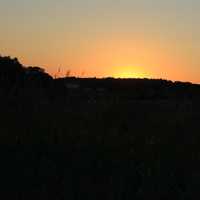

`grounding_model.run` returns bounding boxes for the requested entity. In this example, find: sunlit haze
[0,0,200,83]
